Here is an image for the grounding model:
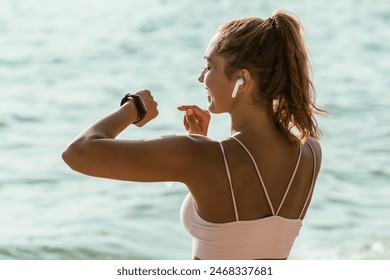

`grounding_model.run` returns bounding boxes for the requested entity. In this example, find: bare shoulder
[306,138,322,158]
[162,134,223,185]
[181,134,222,163]
[171,133,220,152]
[305,137,322,174]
